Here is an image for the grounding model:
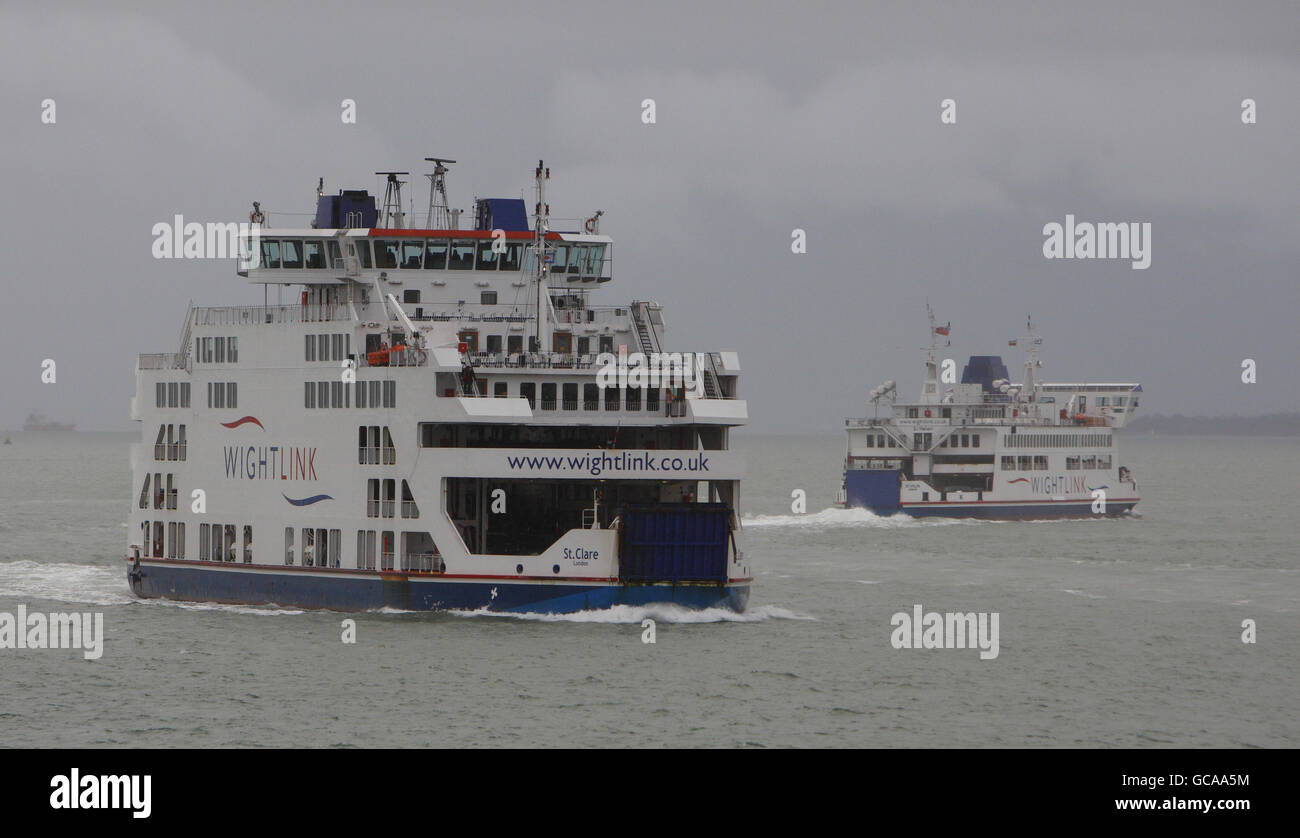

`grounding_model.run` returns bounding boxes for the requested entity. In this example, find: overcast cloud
[1,0,1296,431]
